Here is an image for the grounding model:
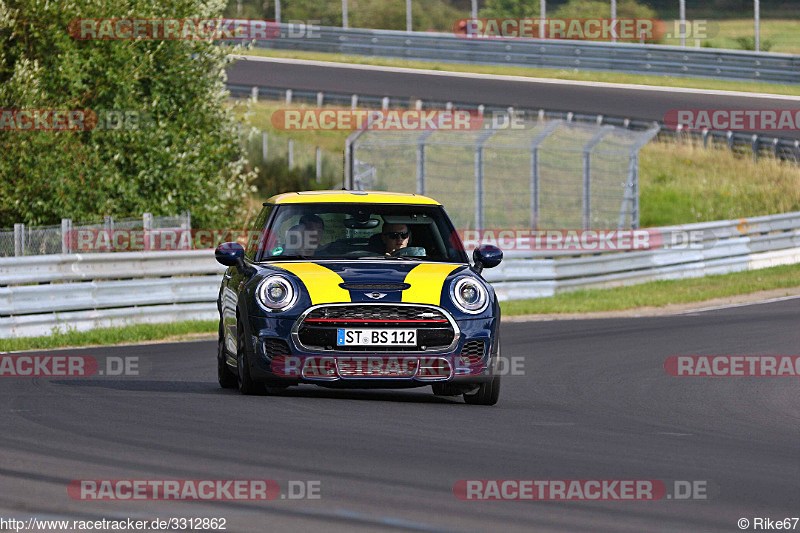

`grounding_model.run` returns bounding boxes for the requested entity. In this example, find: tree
[0,0,254,228]
[553,0,656,19]
[480,0,540,18]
